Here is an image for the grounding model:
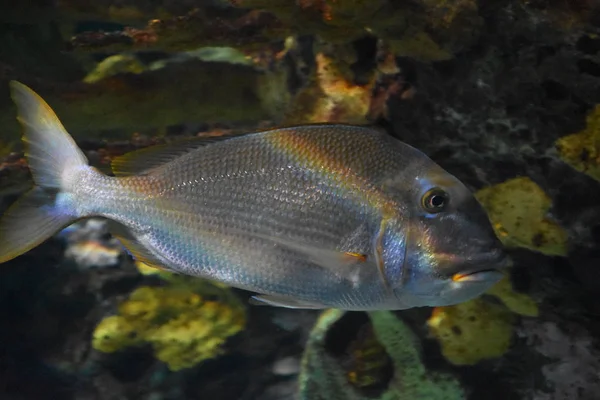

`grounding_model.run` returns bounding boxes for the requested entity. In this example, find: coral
[475,177,568,256]
[1,57,287,142]
[387,33,452,63]
[299,309,465,400]
[92,276,246,371]
[284,46,410,125]
[485,275,539,317]
[69,8,285,54]
[57,0,237,25]
[65,0,482,62]
[427,297,516,366]
[284,52,375,125]
[135,259,169,276]
[556,104,600,182]
[427,274,539,366]
[233,0,481,61]
[83,54,147,84]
